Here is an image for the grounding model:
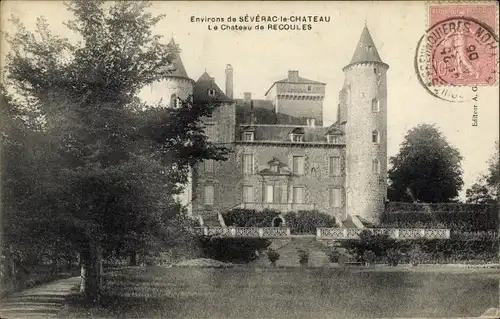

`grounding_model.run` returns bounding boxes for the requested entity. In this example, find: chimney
[225,64,233,99]
[250,100,256,125]
[288,70,299,82]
